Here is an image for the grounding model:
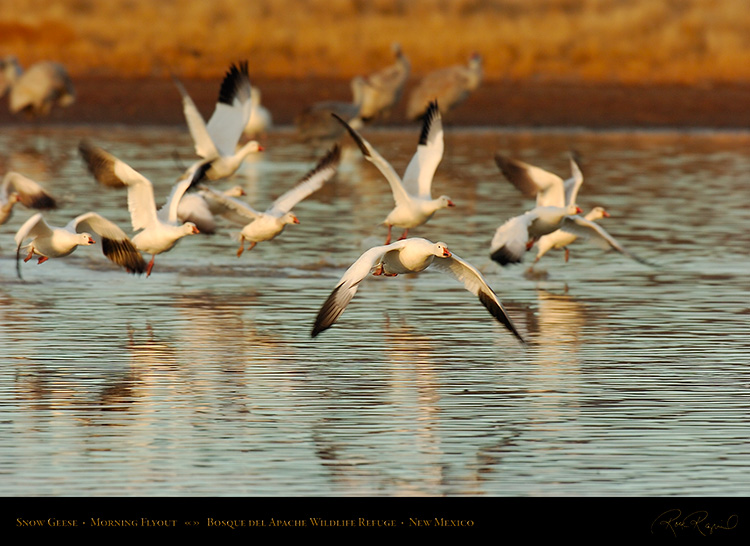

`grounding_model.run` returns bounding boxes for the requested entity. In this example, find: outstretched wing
[269,145,341,215]
[14,212,51,280]
[2,172,57,209]
[197,185,262,226]
[560,216,655,267]
[489,212,534,265]
[332,112,412,208]
[172,75,220,160]
[430,253,526,344]
[401,100,444,198]
[68,212,147,274]
[495,154,566,208]
[205,61,253,158]
[311,243,398,337]
[79,140,159,232]
[563,154,584,207]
